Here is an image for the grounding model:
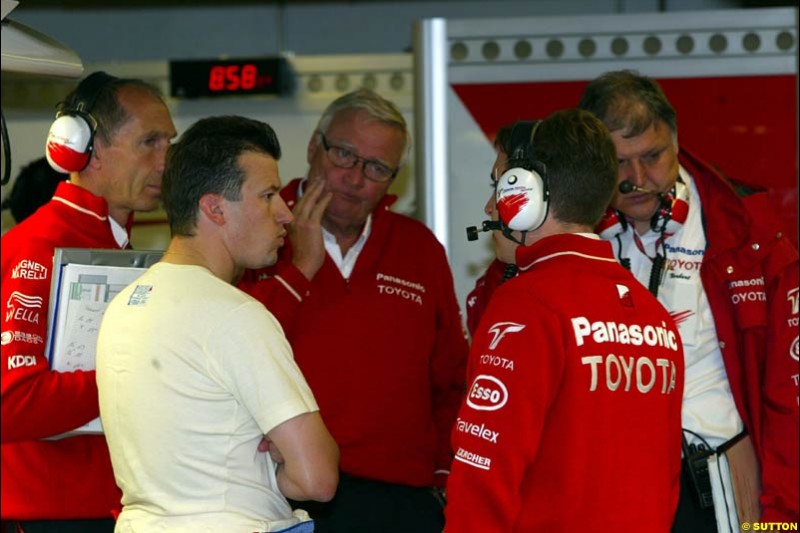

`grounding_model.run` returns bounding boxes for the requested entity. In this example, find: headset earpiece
[595,179,688,238]
[495,120,549,233]
[496,165,548,231]
[651,180,689,235]
[46,112,96,173]
[45,71,117,173]
[596,206,627,239]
